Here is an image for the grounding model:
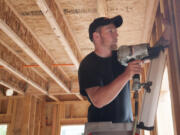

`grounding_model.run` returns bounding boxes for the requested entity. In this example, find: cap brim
[110,15,123,28]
